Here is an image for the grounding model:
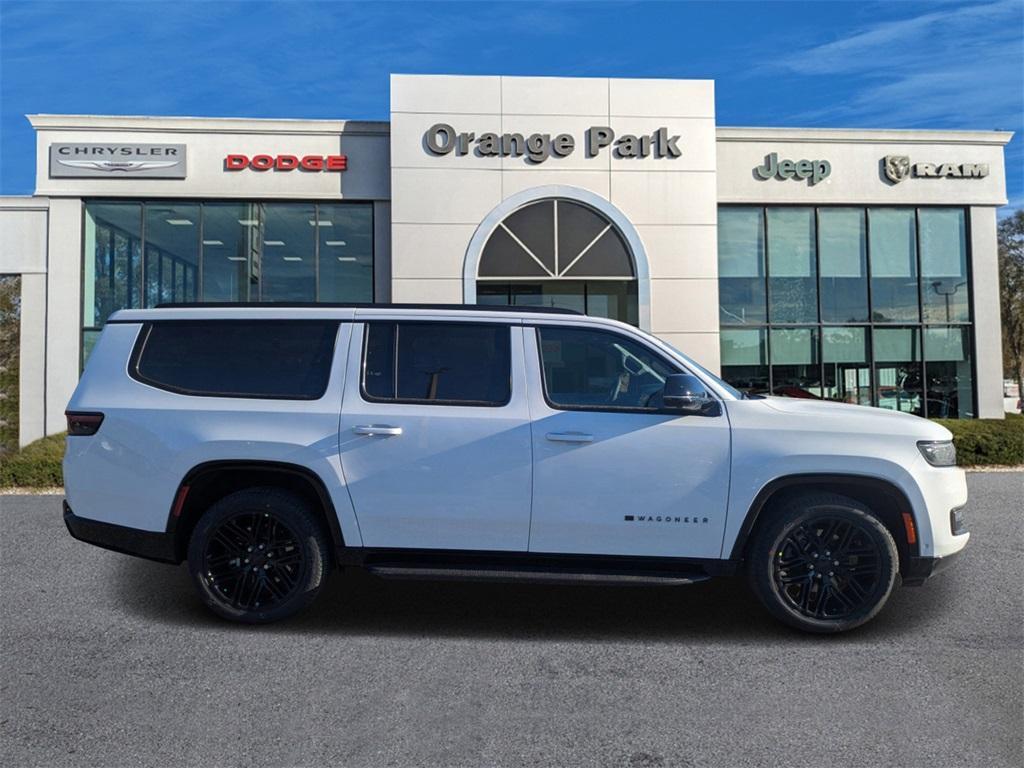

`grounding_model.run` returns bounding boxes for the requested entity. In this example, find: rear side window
[133,320,338,399]
[362,322,511,406]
